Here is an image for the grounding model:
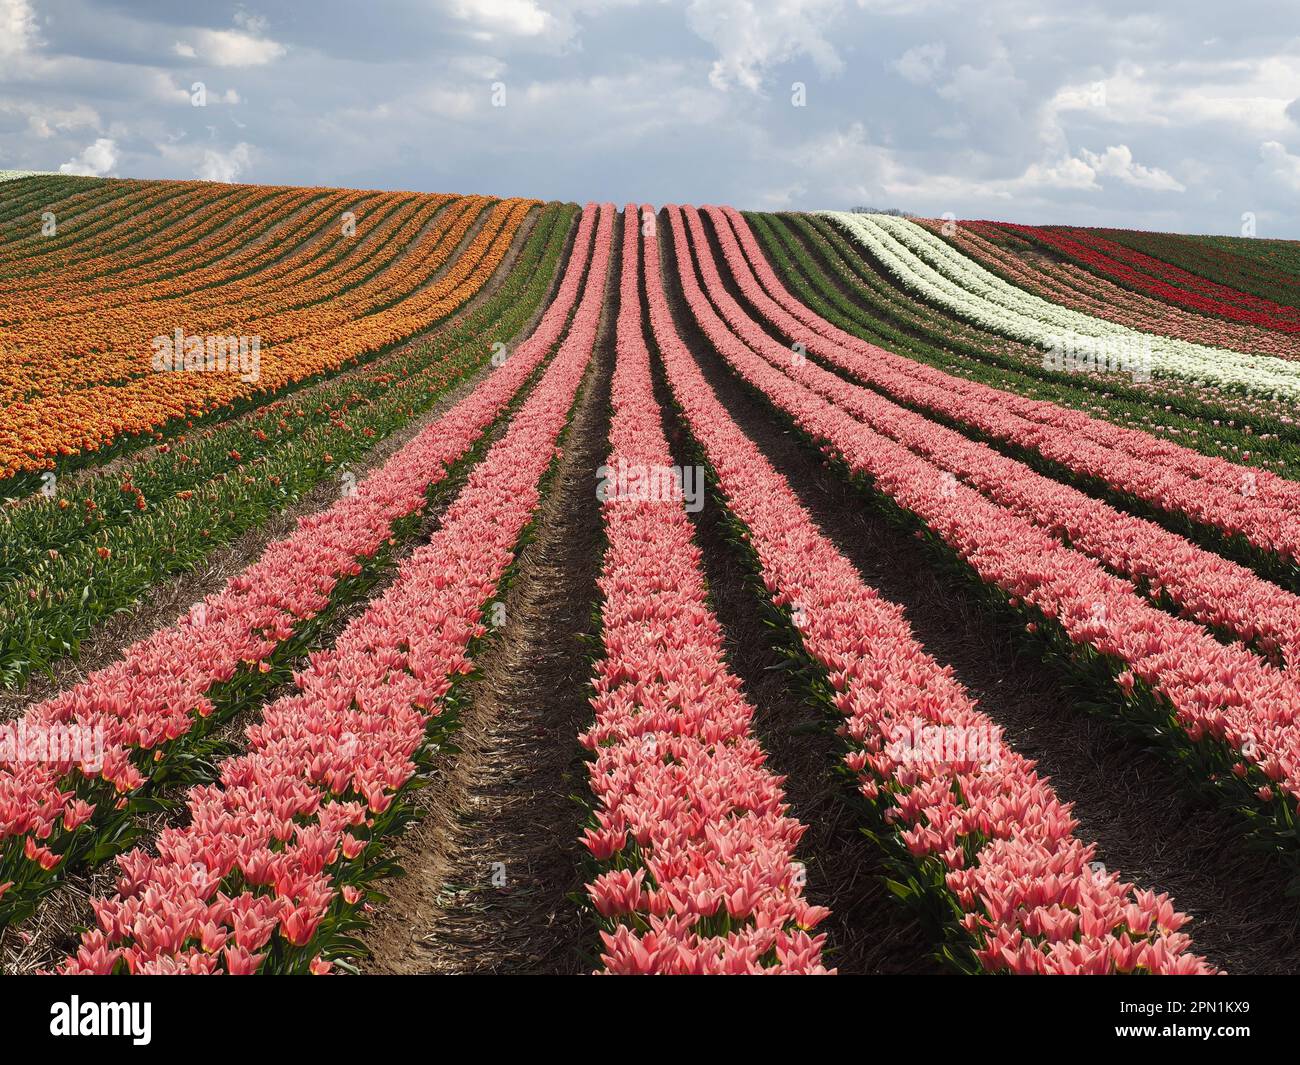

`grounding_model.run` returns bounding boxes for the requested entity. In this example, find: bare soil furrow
[675,216,1300,975]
